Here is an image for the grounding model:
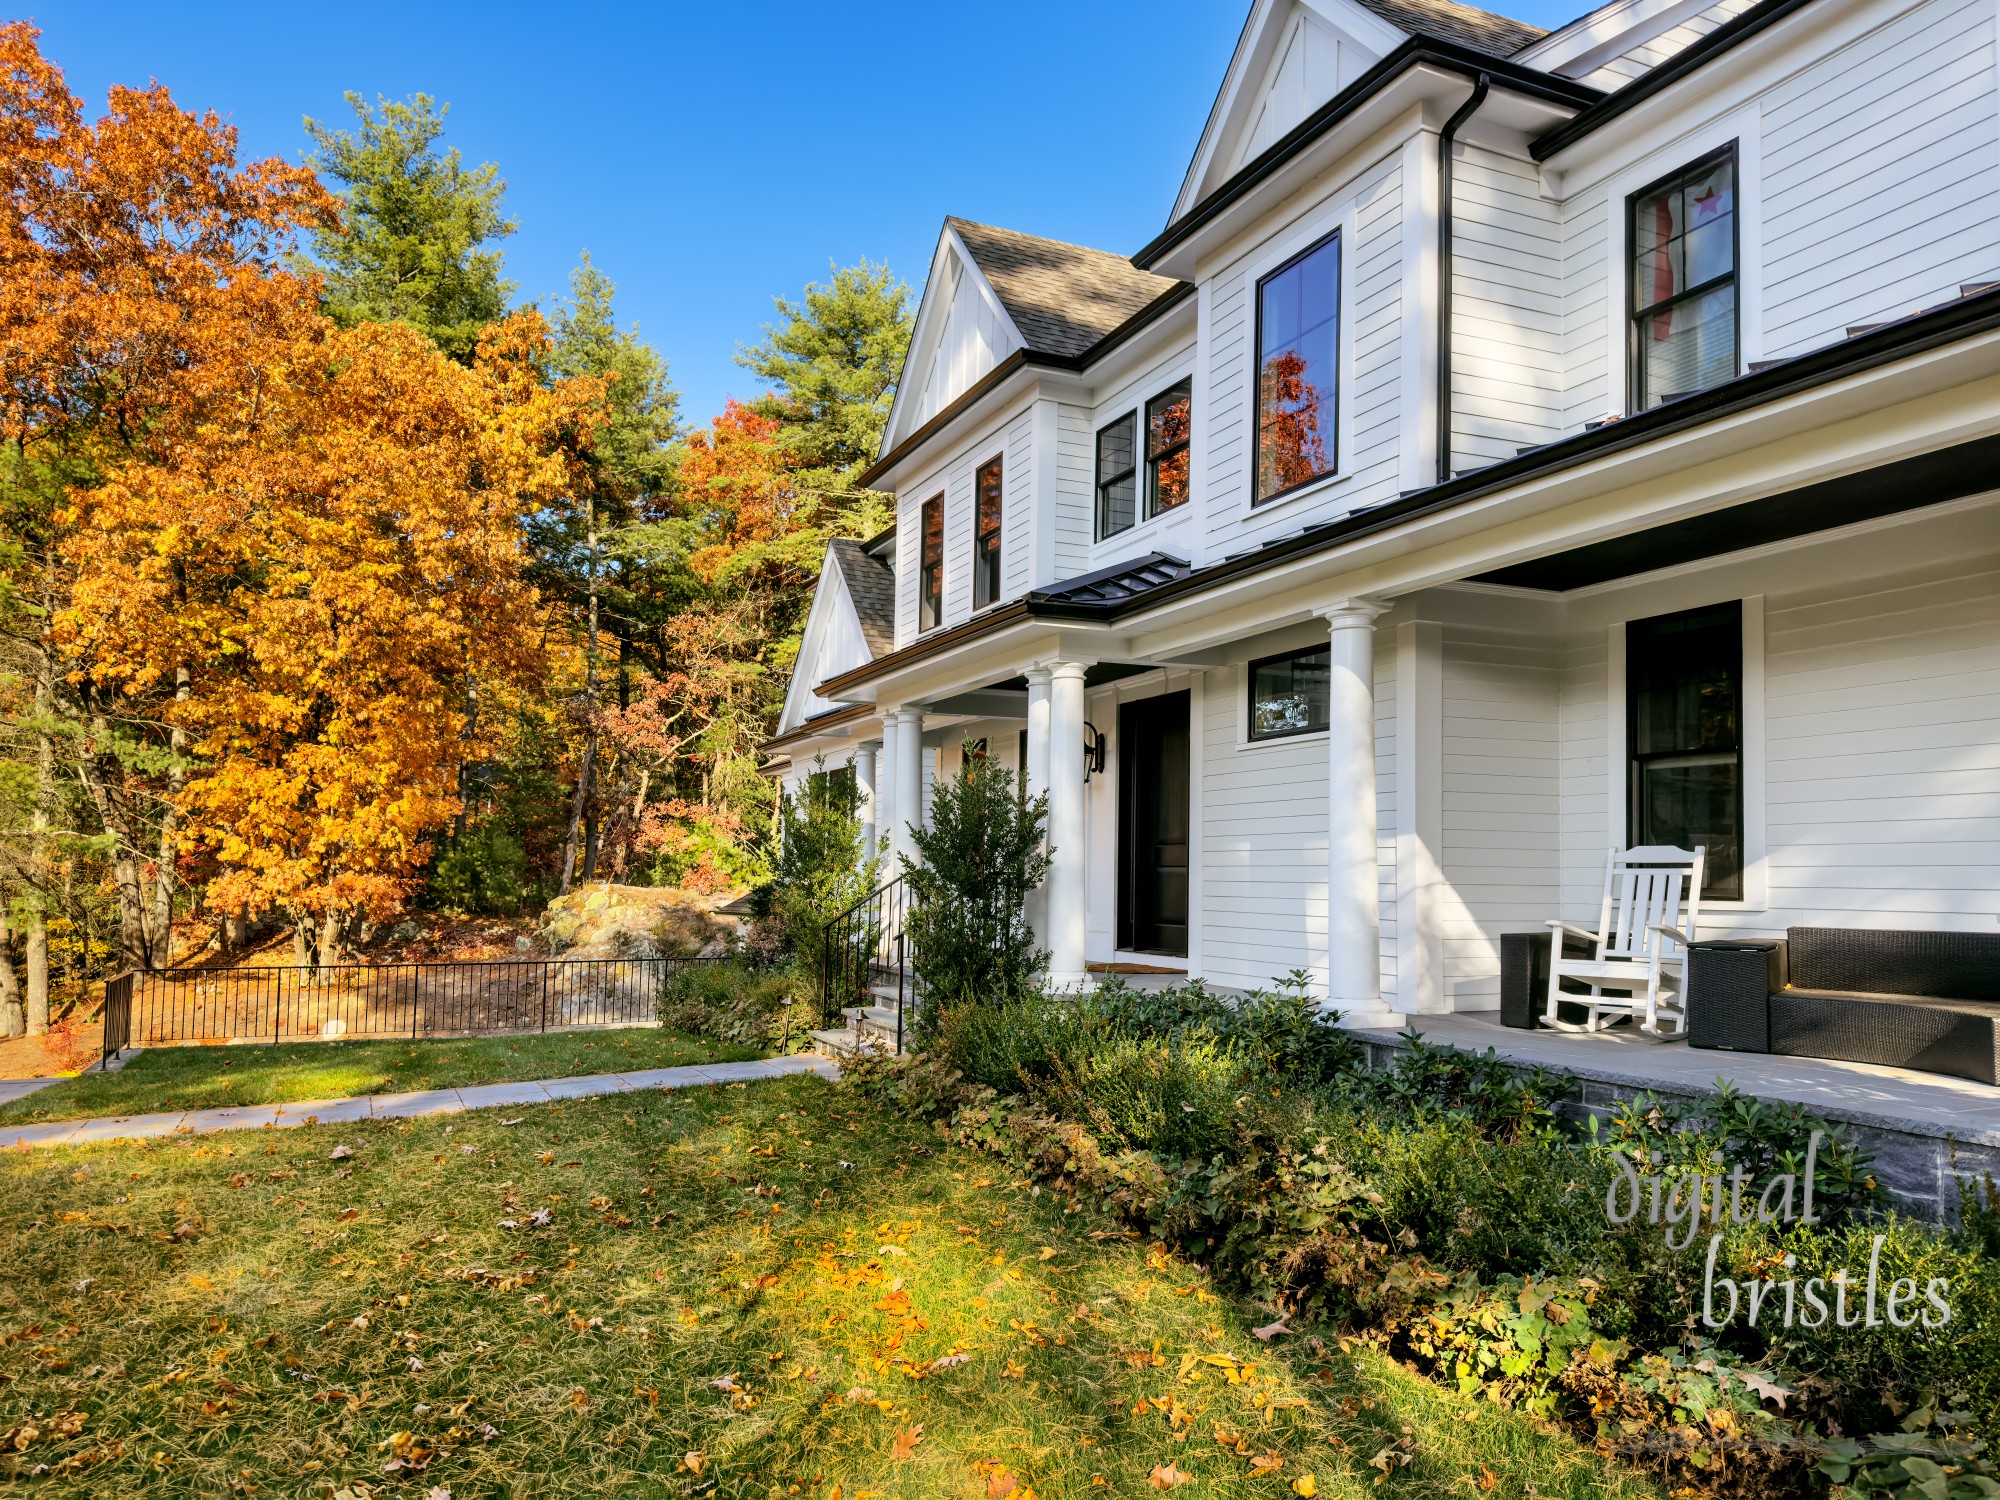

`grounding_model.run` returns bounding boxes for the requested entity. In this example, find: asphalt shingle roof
[828,538,896,658]
[947,217,1188,362]
[1351,0,1547,55]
